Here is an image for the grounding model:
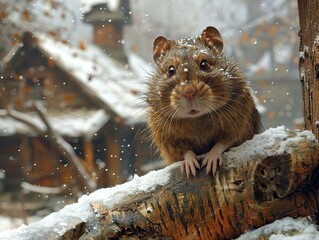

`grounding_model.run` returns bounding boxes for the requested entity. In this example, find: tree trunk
[61,129,319,240]
[298,0,319,139]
